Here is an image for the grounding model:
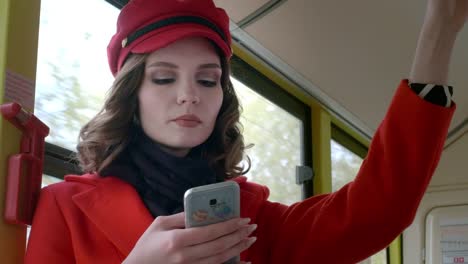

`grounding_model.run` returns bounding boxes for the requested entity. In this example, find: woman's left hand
[424,0,468,33]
